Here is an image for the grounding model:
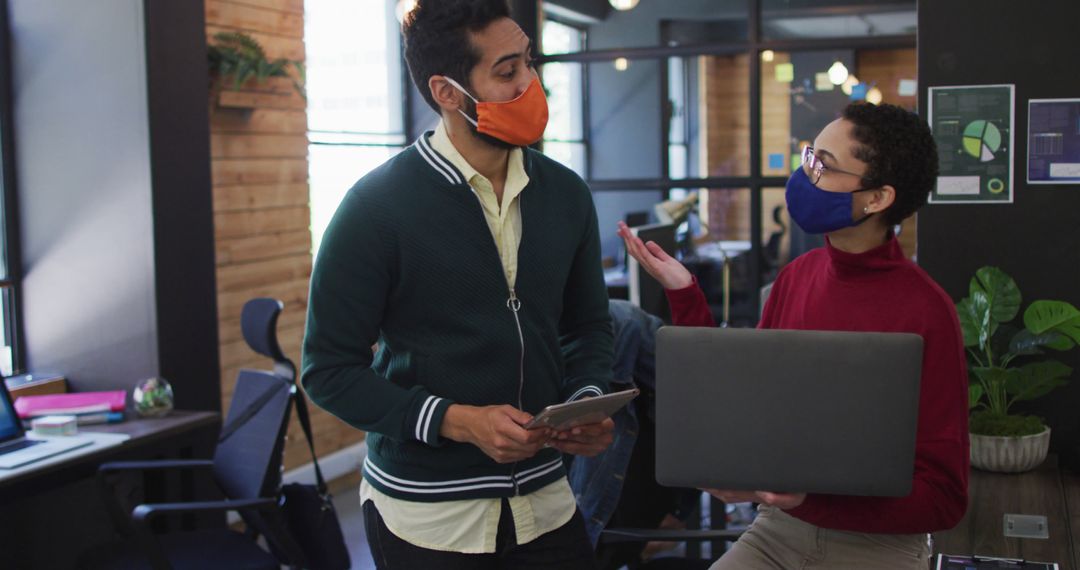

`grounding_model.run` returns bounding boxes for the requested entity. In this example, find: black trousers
[363,499,598,570]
